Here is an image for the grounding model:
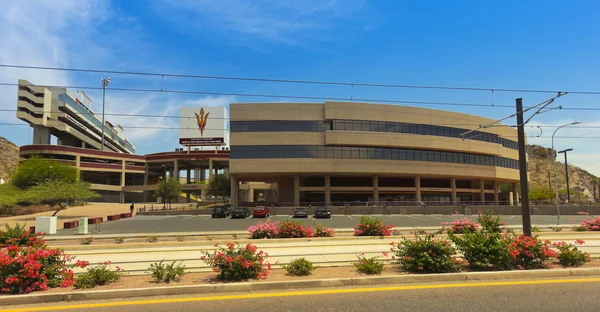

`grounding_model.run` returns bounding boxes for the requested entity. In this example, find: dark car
[211,206,229,218]
[293,207,308,218]
[313,207,331,219]
[252,206,271,218]
[230,207,251,219]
